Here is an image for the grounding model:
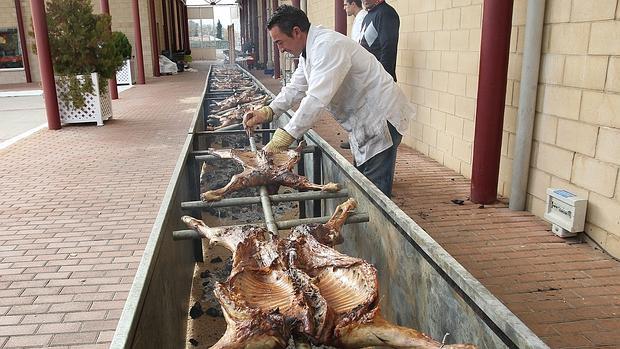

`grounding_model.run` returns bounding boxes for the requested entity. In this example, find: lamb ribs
[182,199,476,349]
